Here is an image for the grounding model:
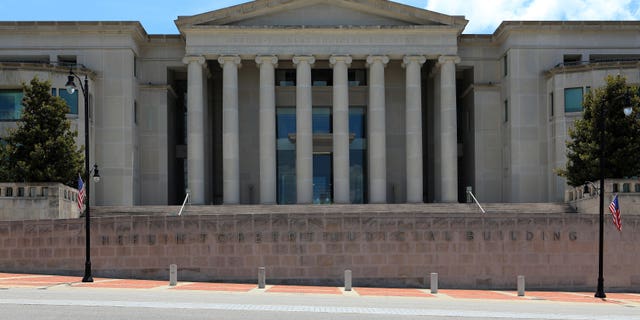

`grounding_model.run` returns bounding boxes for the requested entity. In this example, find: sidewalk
[1,272,639,306]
